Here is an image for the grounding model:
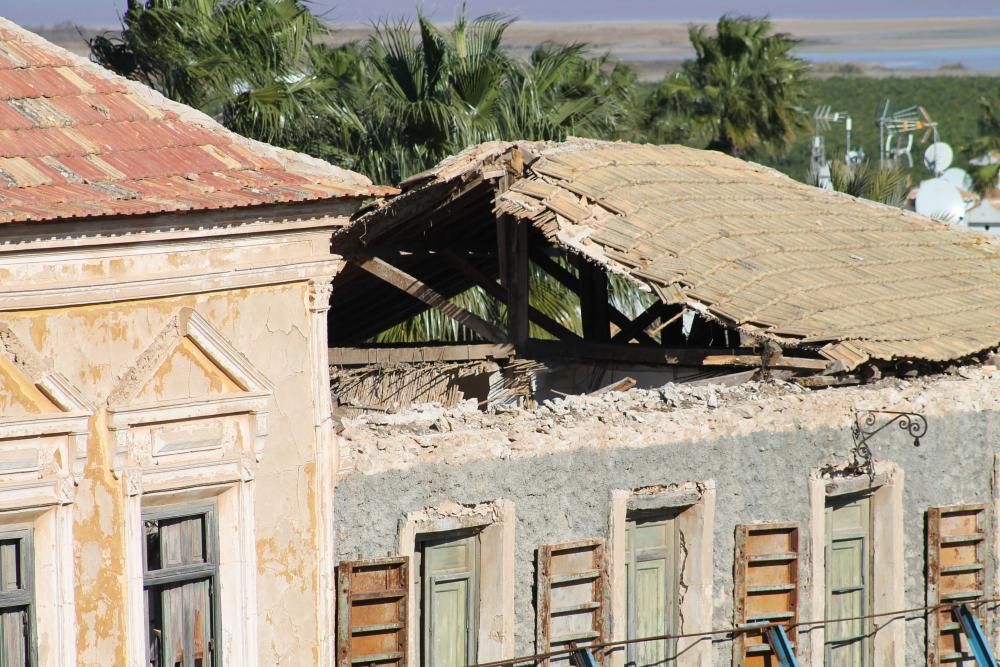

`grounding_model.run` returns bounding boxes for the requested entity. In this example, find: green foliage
[90,0,339,150]
[967,96,1000,194]
[757,76,1000,184]
[638,16,809,157]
